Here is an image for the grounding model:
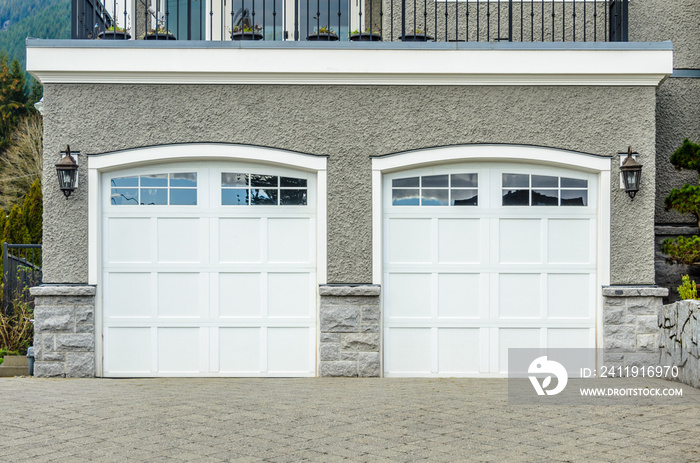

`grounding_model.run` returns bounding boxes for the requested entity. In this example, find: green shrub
[678,275,699,300]
[663,235,700,265]
[0,299,33,354]
[663,139,700,264]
